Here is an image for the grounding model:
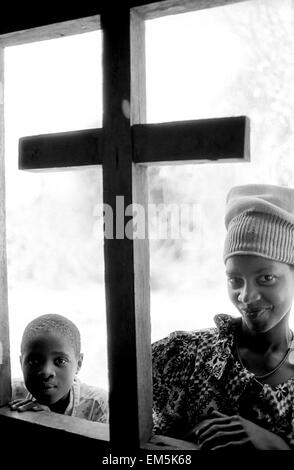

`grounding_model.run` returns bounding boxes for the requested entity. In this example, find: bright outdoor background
[146,0,294,340]
[4,0,294,389]
[4,32,107,388]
